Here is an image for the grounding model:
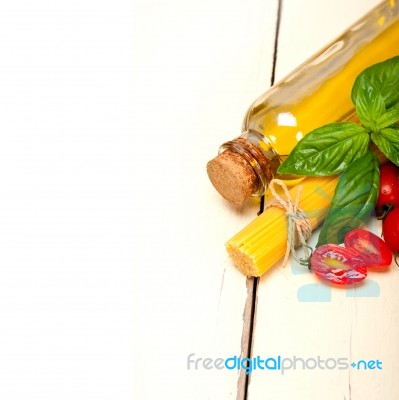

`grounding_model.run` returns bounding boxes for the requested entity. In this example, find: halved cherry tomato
[376,162,399,218]
[344,229,392,269]
[310,244,367,286]
[382,208,399,254]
